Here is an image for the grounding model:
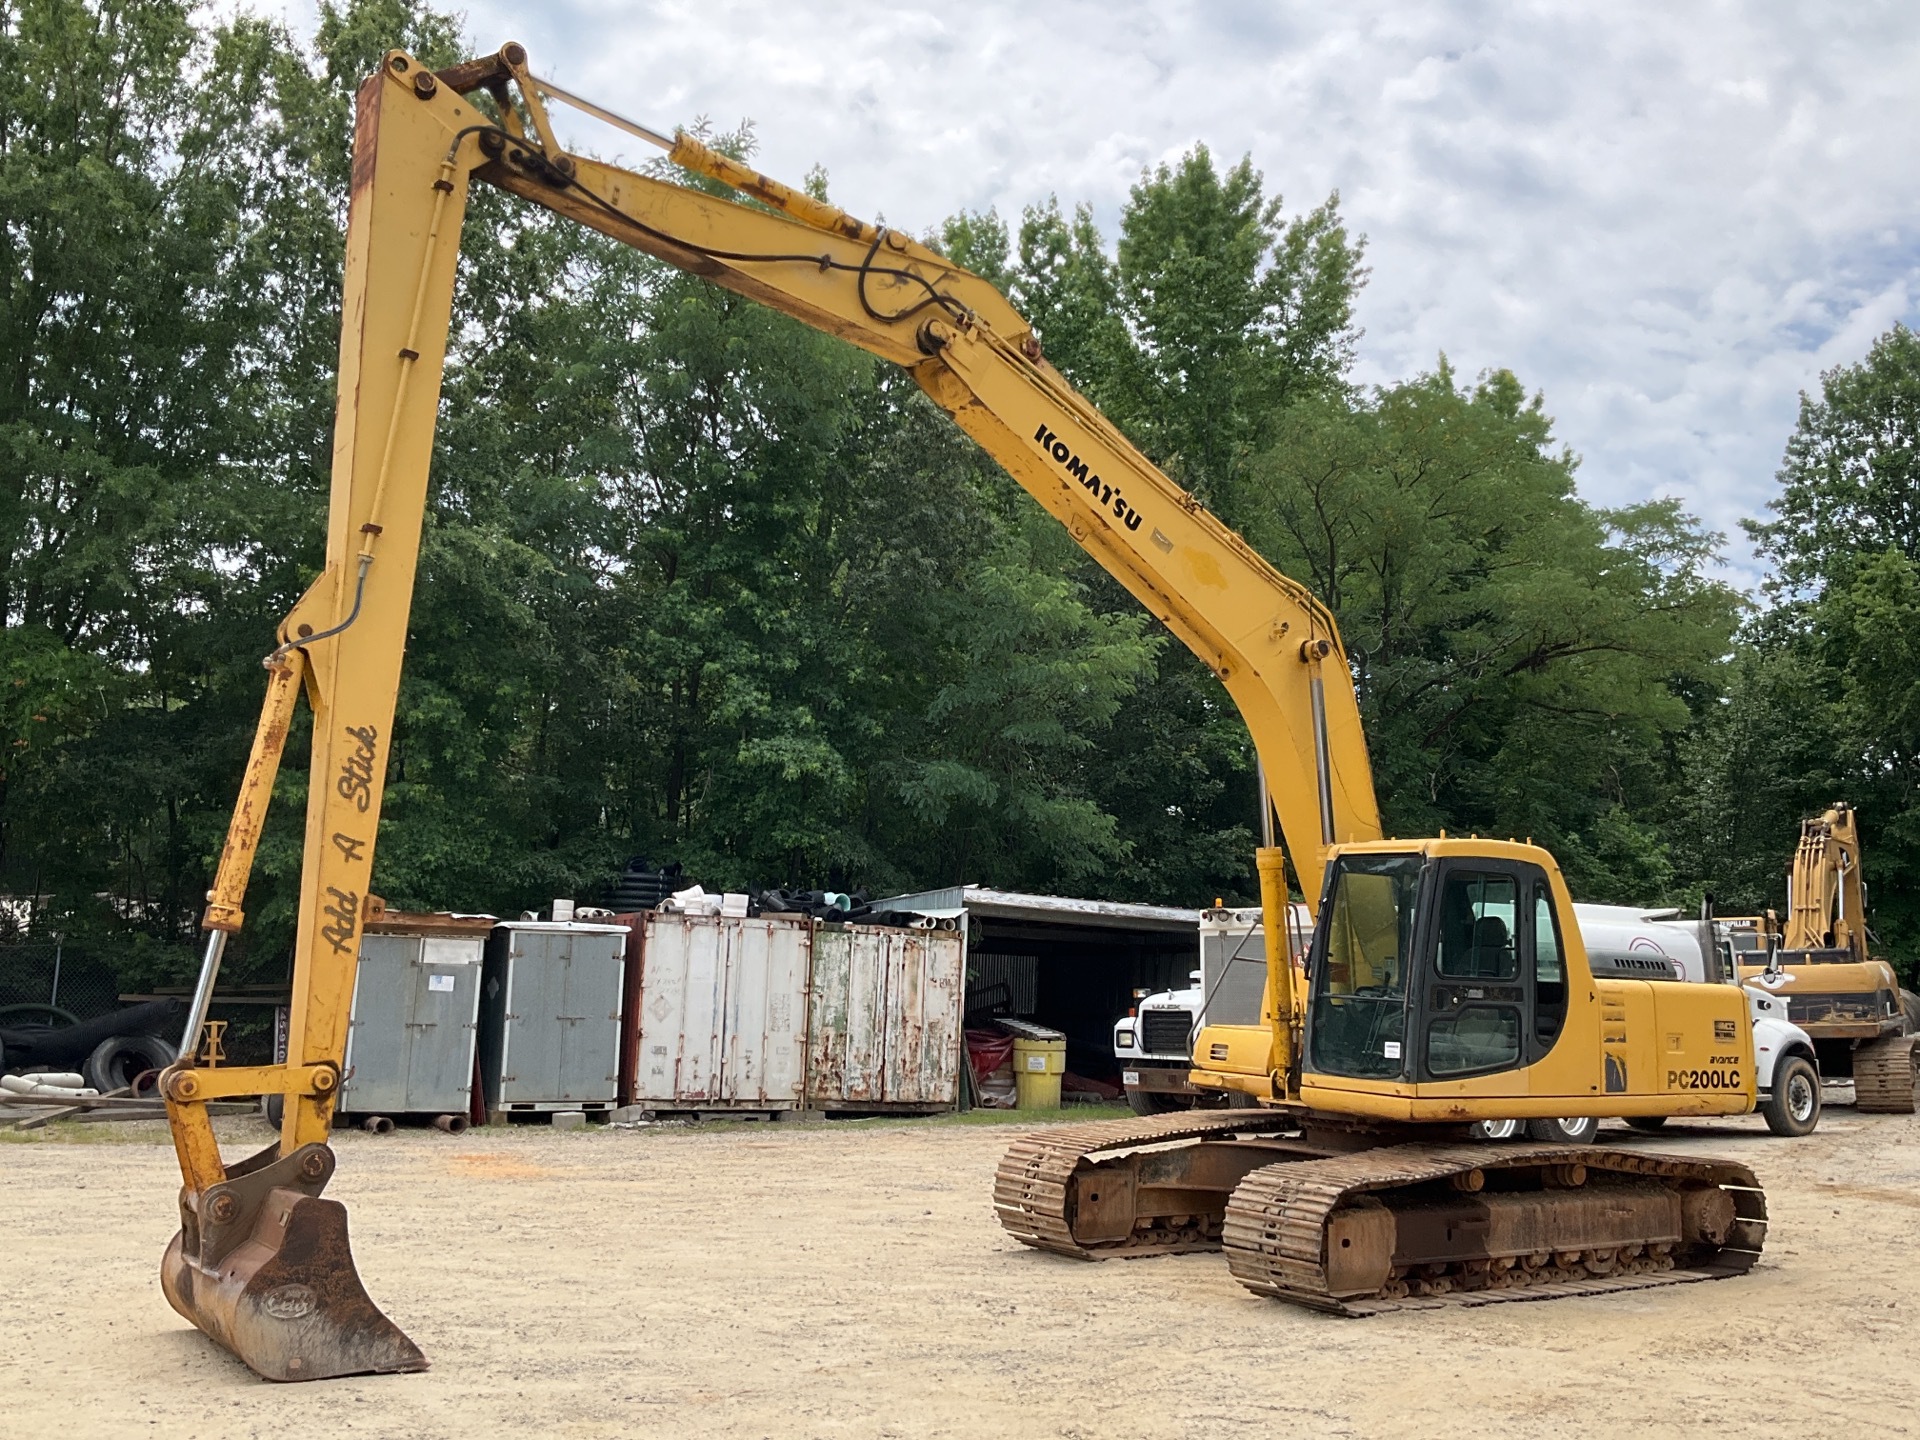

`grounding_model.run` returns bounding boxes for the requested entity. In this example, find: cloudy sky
[271,2,1920,587]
